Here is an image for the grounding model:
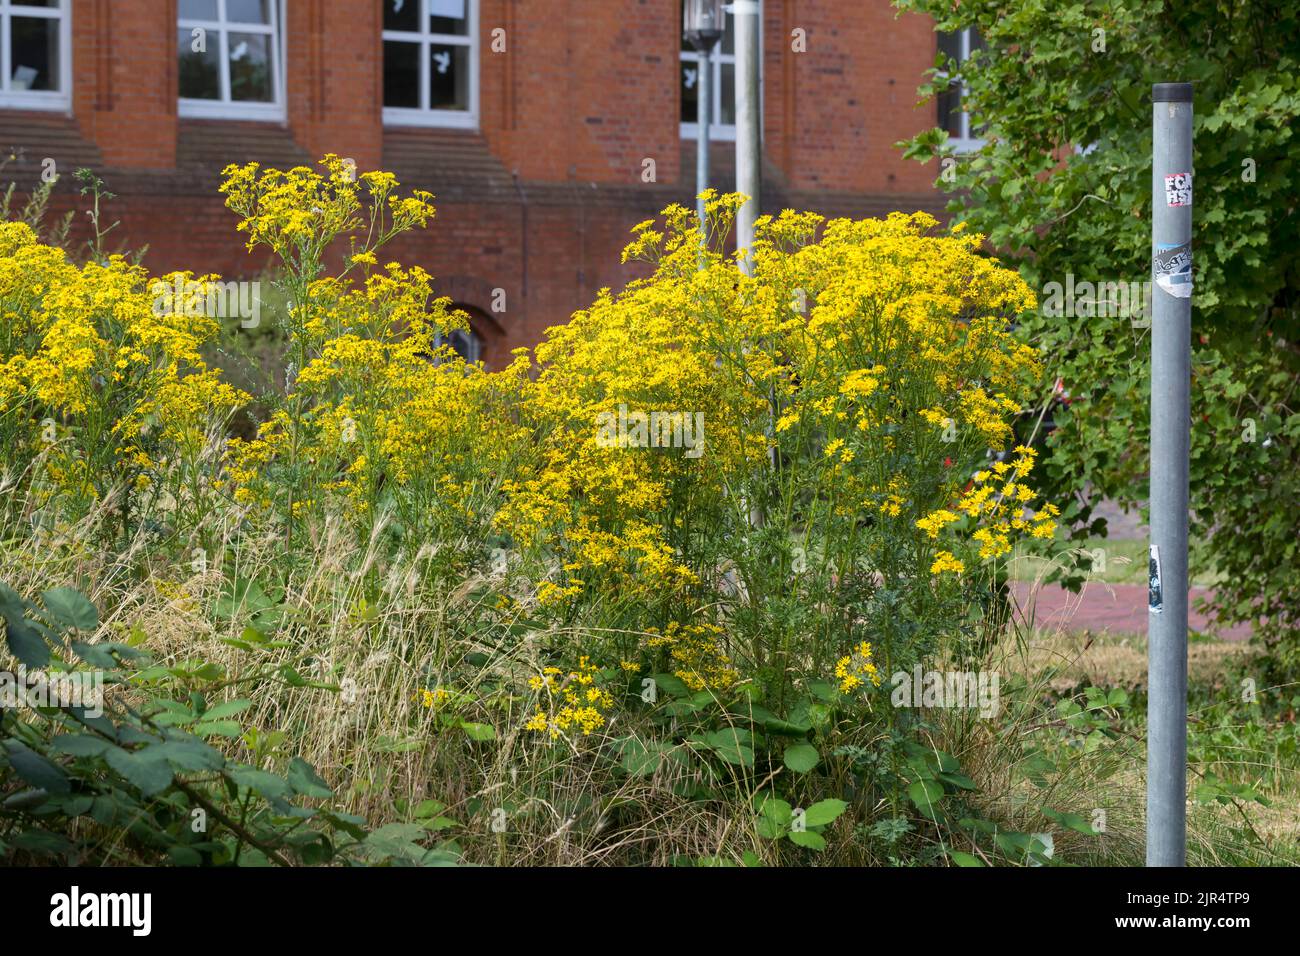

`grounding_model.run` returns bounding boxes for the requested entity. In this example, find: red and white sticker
[1164,172,1192,207]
